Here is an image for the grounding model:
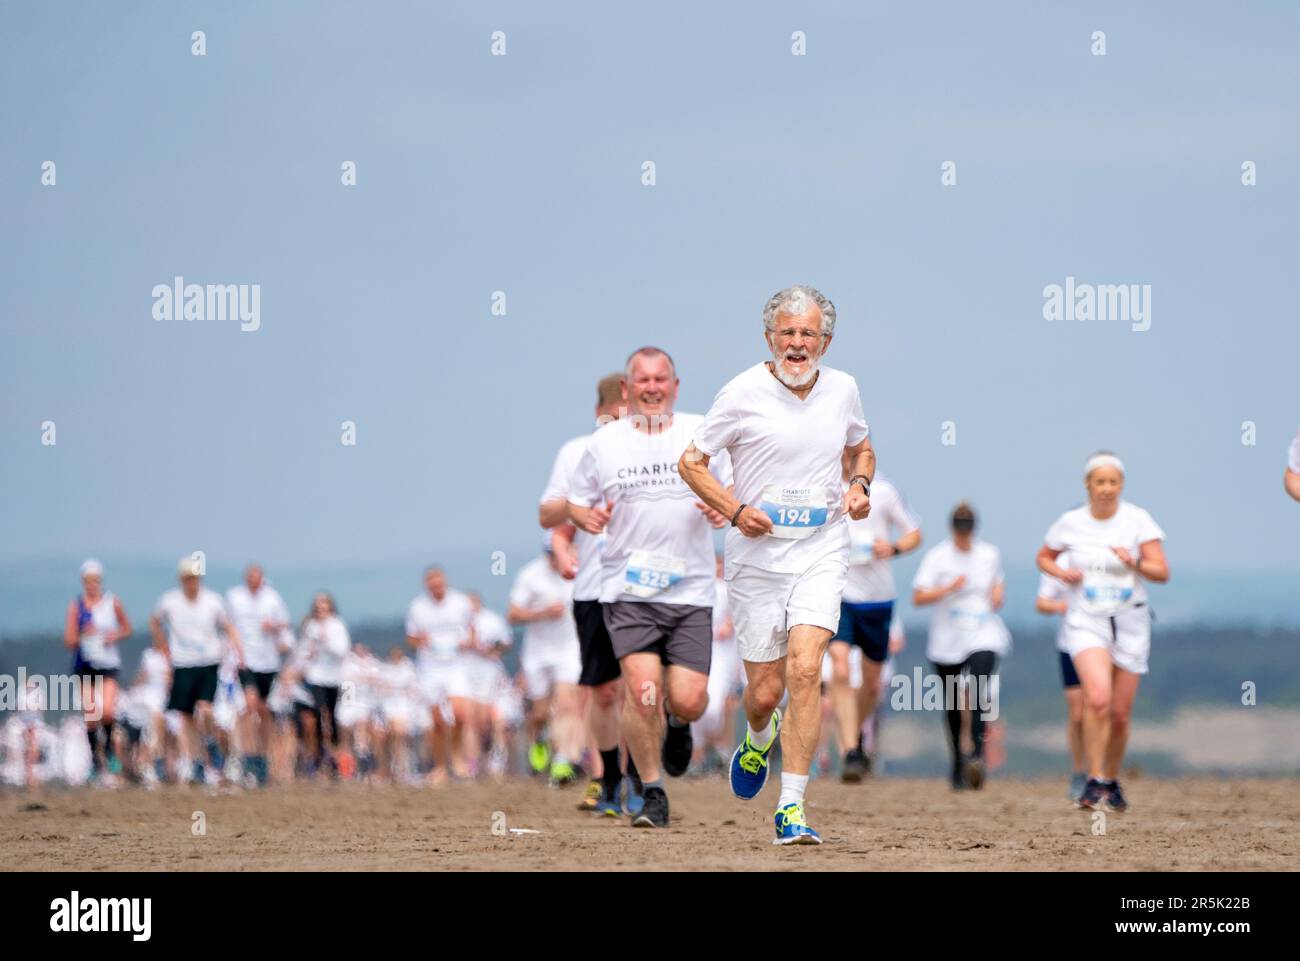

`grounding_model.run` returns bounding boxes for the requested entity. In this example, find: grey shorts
[601,601,712,675]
